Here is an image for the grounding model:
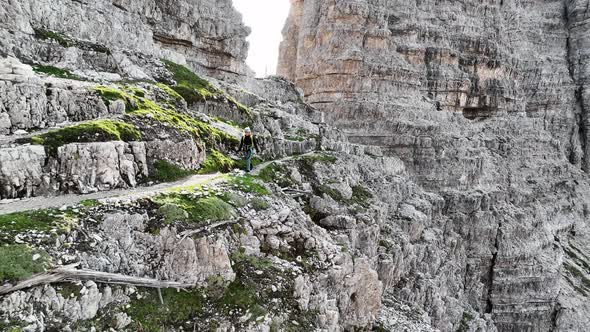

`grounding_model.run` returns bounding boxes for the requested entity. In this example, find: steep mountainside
[279,0,590,331]
[0,0,589,332]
